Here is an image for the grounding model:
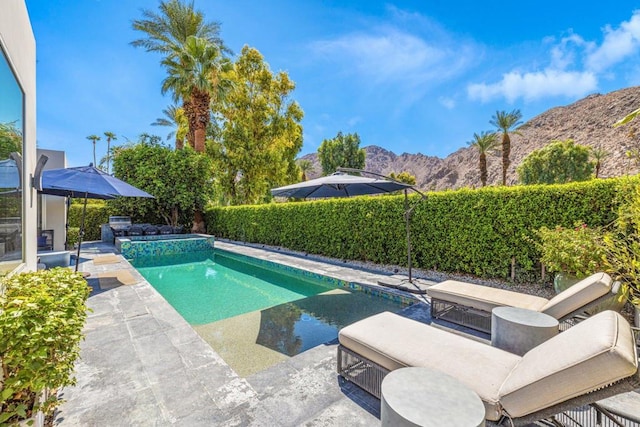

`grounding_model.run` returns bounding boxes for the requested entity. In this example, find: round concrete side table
[491,306,559,356]
[381,367,485,427]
